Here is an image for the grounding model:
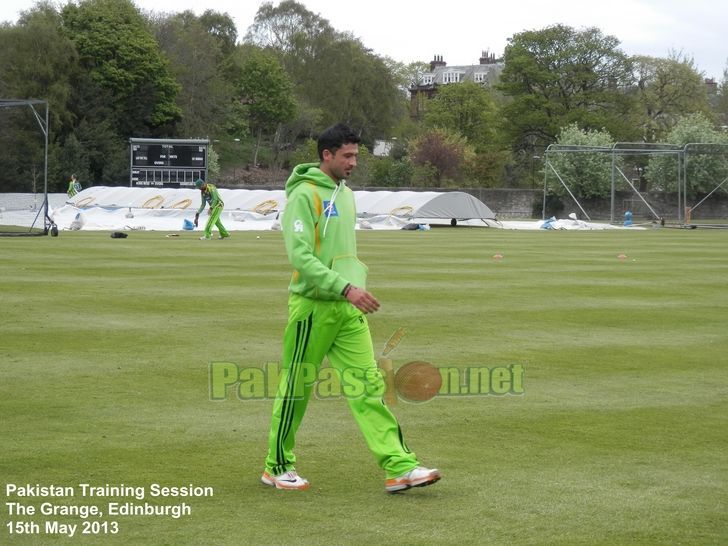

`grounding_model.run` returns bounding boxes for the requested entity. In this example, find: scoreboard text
[129,139,208,188]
